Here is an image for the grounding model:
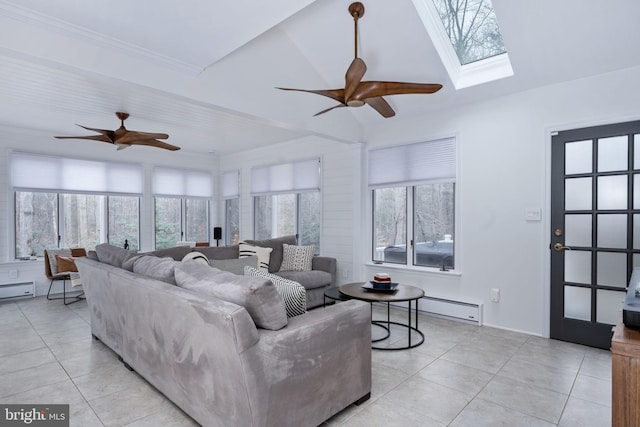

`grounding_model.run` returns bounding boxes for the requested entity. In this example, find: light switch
[525,208,541,221]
